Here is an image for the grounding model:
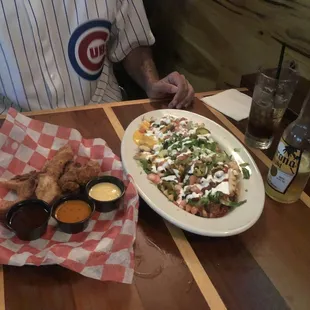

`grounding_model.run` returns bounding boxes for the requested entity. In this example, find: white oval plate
[121,109,265,236]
